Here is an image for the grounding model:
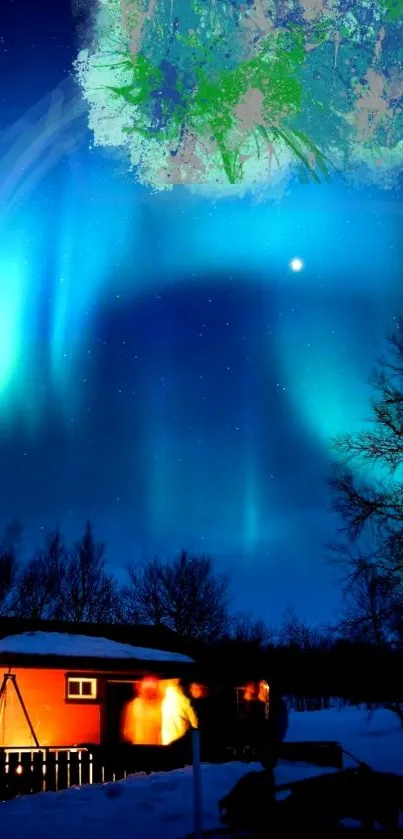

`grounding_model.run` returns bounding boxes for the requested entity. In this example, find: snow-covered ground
[1,706,402,837]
